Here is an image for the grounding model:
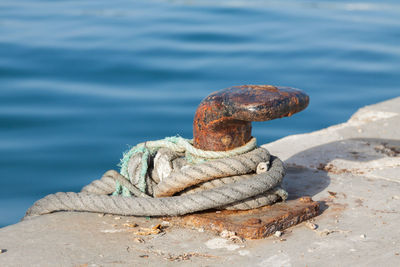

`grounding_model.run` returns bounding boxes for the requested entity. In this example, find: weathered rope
[115,136,257,196]
[24,138,287,218]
